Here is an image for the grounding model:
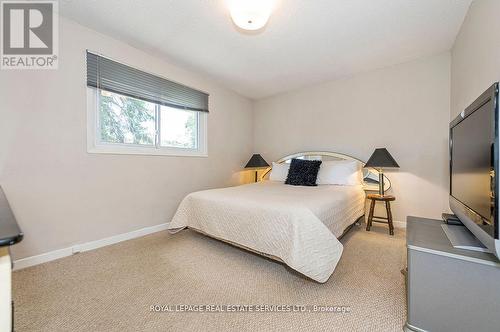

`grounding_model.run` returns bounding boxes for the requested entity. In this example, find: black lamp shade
[365,148,400,168]
[245,154,269,169]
